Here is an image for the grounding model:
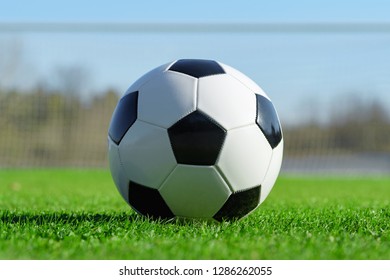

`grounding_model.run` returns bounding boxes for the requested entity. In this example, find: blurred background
[1,0,389,175]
